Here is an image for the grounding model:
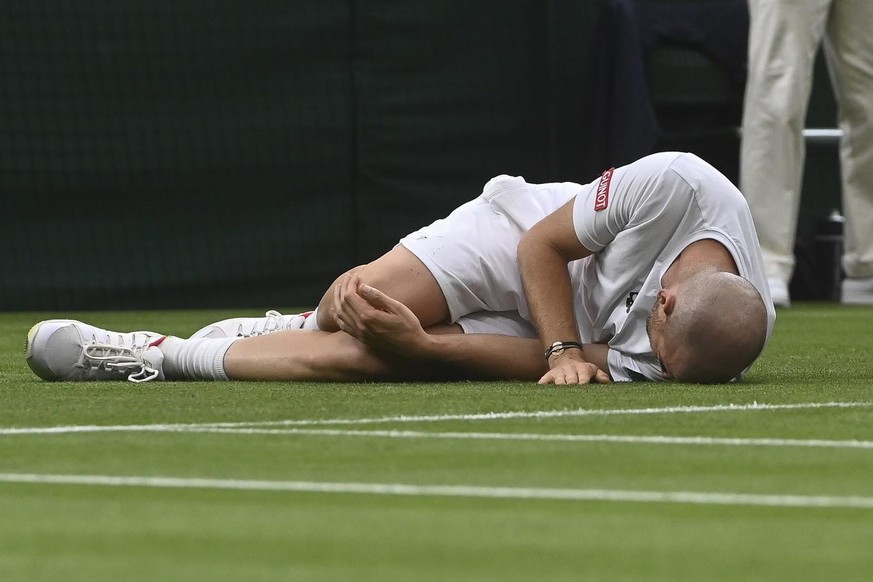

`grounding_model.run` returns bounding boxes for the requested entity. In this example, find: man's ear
[659,289,677,316]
